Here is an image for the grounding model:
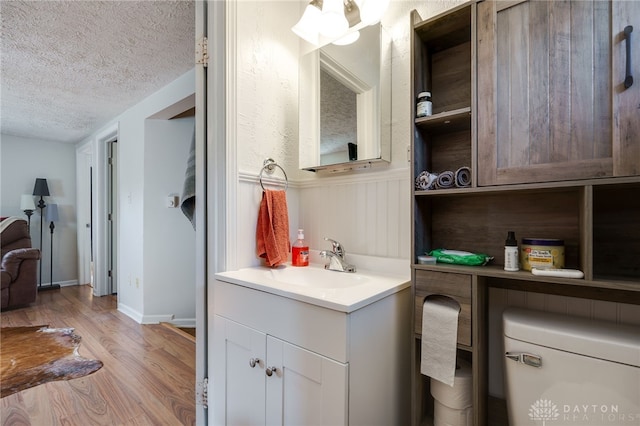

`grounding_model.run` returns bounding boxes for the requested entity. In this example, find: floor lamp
[20,194,35,235]
[33,178,50,290]
[44,204,61,291]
